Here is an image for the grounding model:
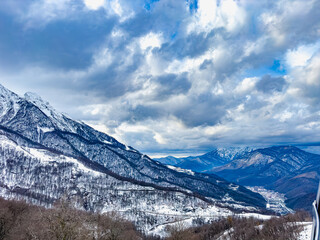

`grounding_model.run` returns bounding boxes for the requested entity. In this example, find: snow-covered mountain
[211,146,320,212]
[0,84,267,234]
[155,147,254,172]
